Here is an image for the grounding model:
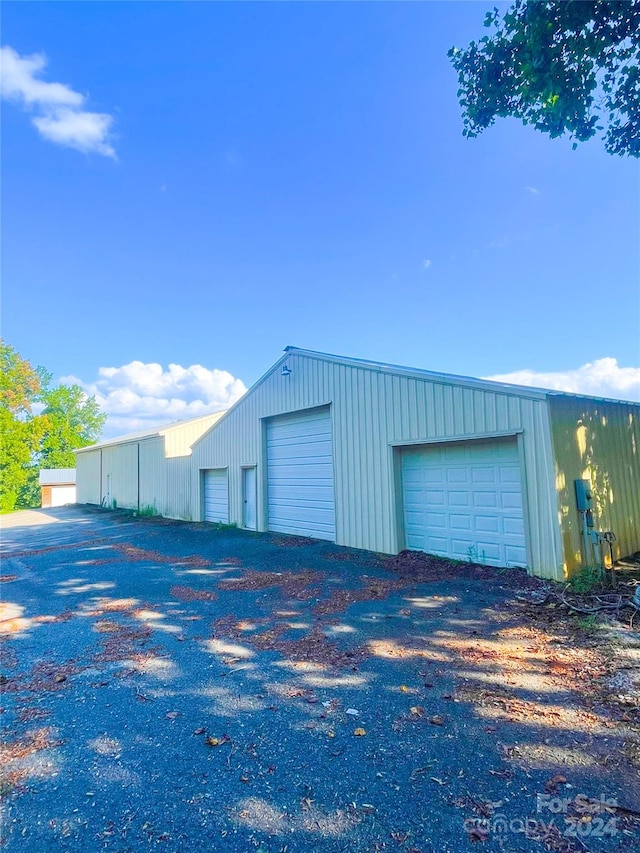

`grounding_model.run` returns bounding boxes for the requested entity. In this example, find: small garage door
[203,469,229,523]
[266,407,335,540]
[401,439,527,568]
[50,486,76,507]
